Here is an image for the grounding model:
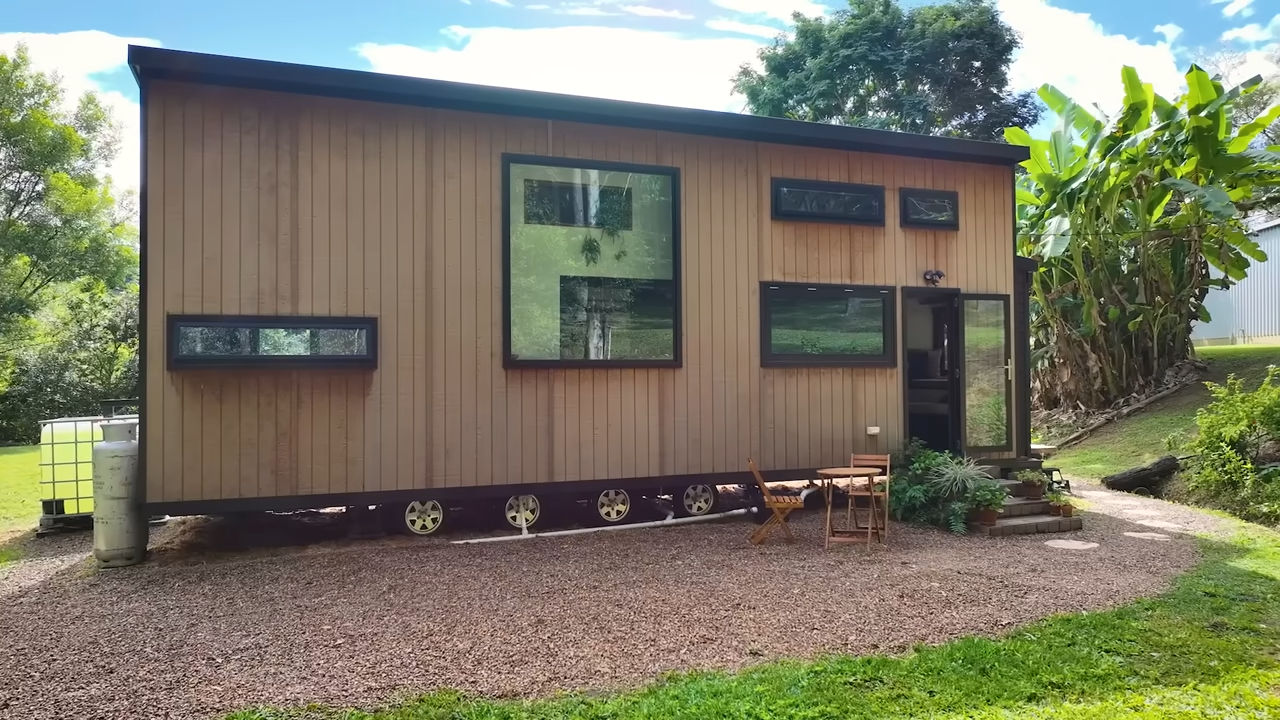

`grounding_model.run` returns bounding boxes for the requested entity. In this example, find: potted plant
[1045,490,1065,516]
[1013,469,1048,500]
[966,479,1008,526]
[1059,497,1076,518]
